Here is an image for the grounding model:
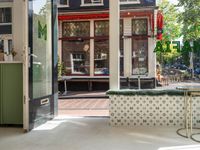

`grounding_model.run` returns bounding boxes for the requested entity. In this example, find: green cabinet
[0,63,23,125]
